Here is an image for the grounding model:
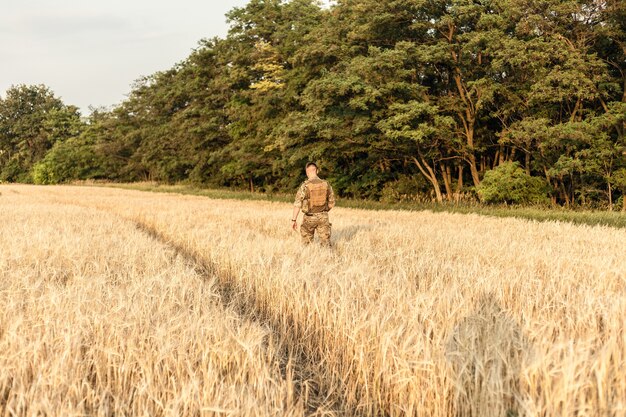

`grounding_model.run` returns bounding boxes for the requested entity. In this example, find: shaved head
[306,164,318,179]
